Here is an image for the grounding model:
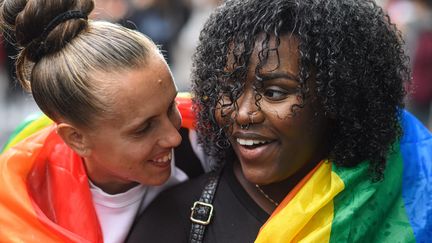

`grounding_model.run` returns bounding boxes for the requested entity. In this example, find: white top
[89,157,188,243]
